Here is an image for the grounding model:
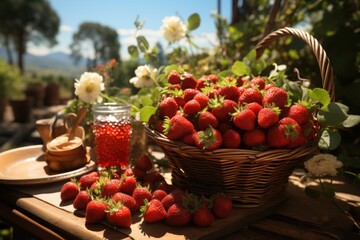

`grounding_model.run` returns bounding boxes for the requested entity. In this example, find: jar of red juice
[92,103,131,171]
